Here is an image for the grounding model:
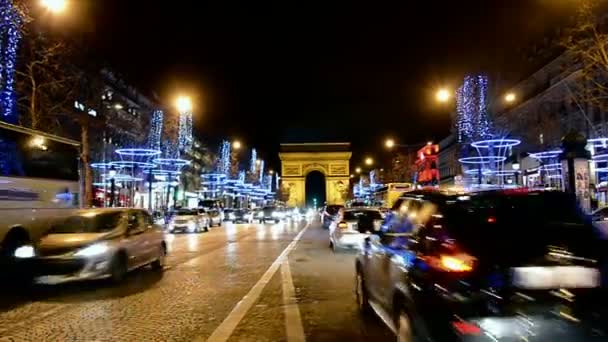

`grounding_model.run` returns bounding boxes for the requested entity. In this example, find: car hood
[174,215,197,221]
[38,232,111,251]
